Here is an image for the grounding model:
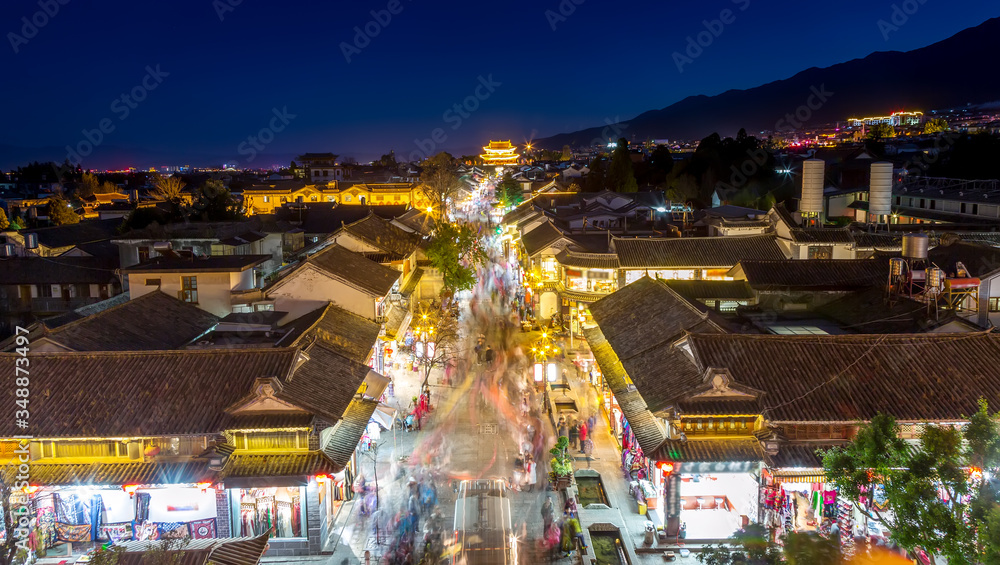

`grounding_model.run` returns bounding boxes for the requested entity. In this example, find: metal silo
[901,233,929,260]
[800,159,825,215]
[869,162,894,218]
